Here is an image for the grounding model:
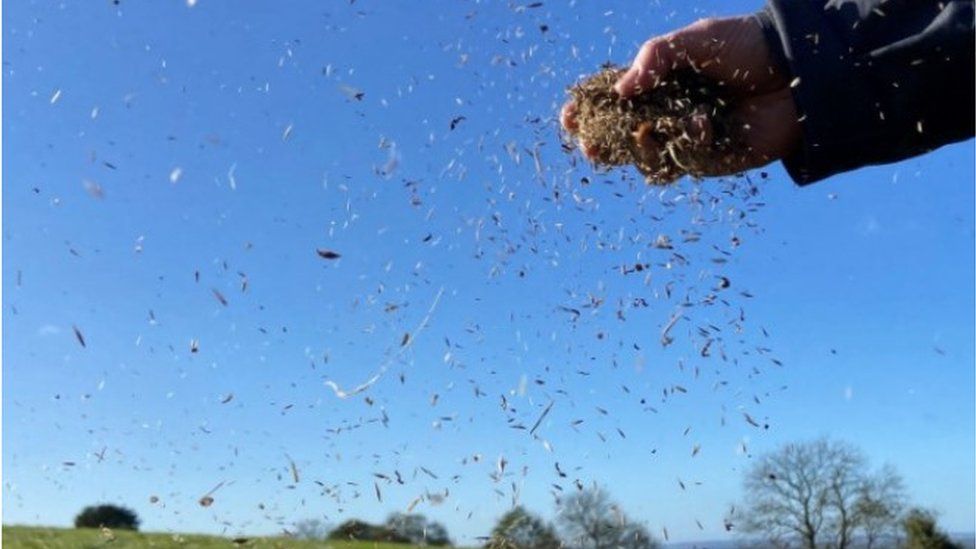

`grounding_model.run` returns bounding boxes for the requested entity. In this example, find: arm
[758,0,975,184]
[561,1,975,185]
